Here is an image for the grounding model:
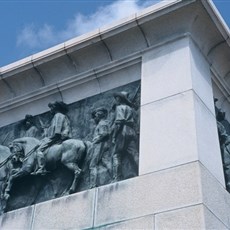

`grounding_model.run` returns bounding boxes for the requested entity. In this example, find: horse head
[12,137,41,156]
[9,142,25,166]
